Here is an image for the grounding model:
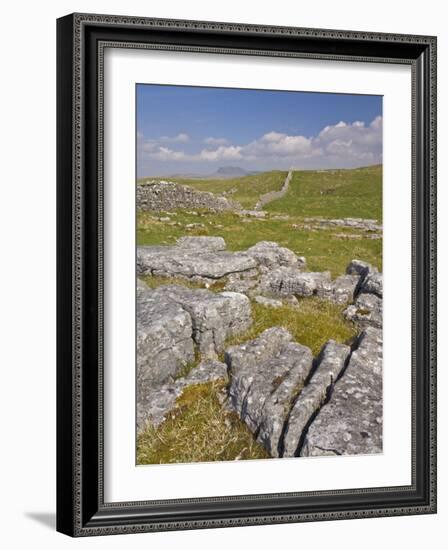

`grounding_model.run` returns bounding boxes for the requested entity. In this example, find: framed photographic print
[56,13,437,536]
